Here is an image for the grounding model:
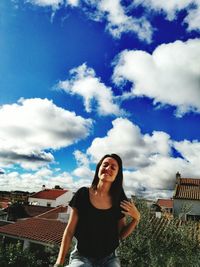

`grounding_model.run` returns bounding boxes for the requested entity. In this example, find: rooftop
[0,217,66,246]
[156,199,173,209]
[174,178,200,200]
[37,206,68,220]
[24,205,53,217]
[30,189,68,200]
